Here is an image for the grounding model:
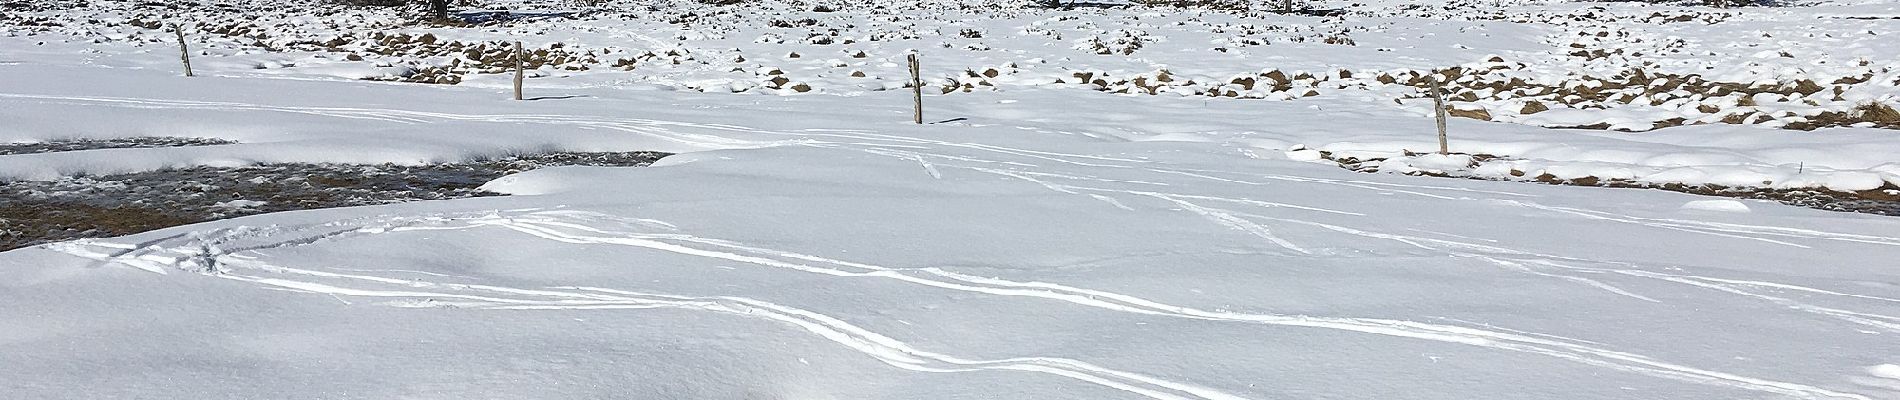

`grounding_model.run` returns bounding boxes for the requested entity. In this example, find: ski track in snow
[15,92,1900,399]
[43,208,1891,400]
[1206,207,1900,335]
[224,259,1250,400]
